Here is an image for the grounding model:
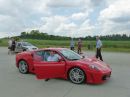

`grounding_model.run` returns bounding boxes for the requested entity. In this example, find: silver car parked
[15,42,38,53]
